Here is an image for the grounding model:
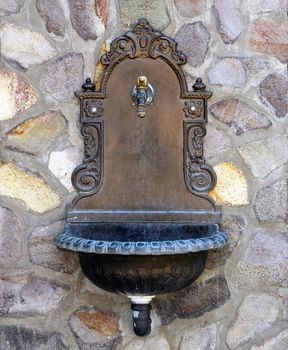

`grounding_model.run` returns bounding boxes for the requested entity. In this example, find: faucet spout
[131,75,154,118]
